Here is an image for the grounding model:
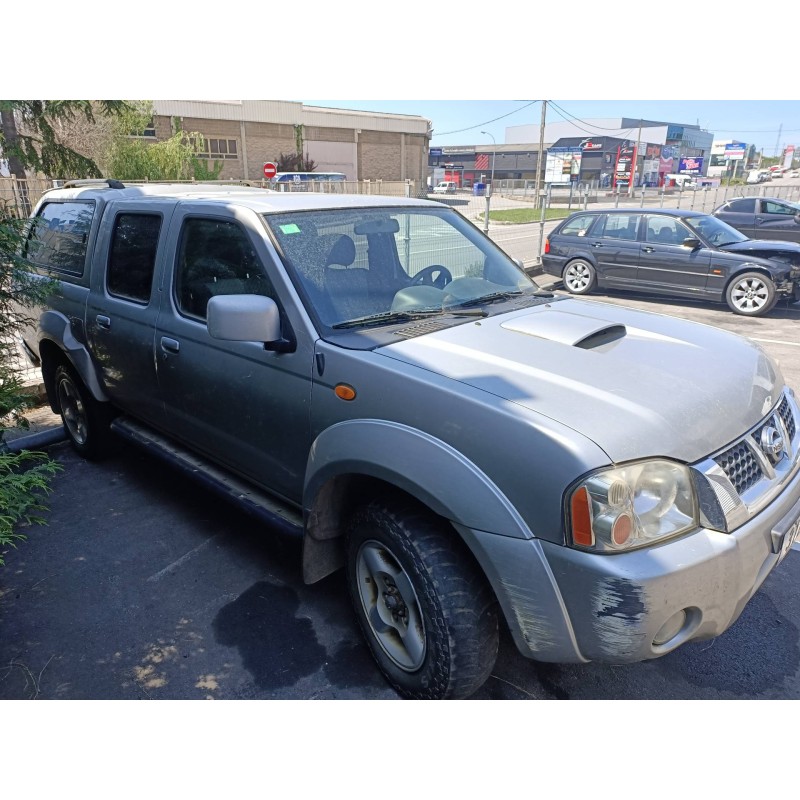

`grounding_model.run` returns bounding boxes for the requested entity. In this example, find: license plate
[777,516,800,564]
